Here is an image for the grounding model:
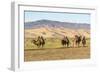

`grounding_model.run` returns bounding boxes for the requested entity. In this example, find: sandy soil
[24,47,90,62]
